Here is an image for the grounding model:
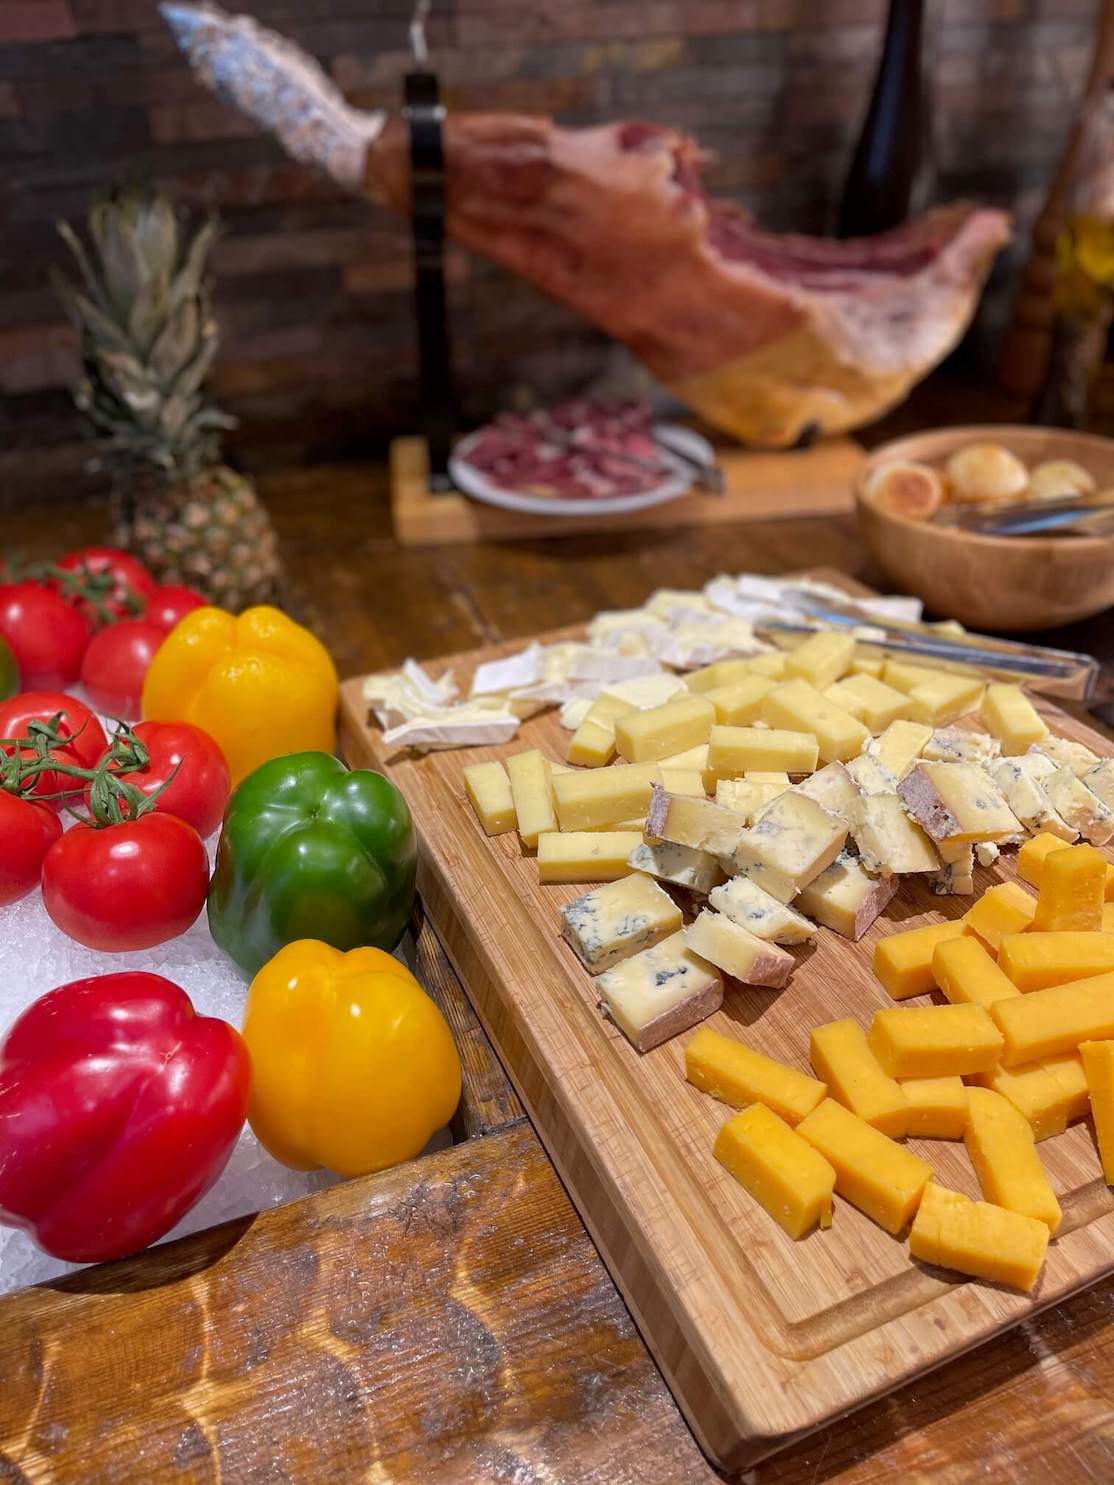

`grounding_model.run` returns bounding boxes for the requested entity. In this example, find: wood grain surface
[4,460,1114,1482]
